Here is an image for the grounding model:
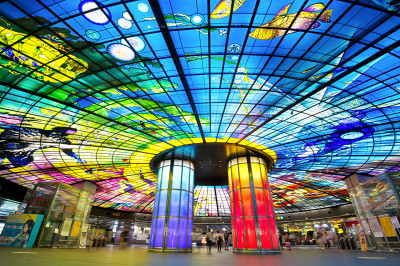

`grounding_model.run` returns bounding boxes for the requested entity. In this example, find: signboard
[79,224,88,248]
[70,221,81,237]
[359,233,367,251]
[368,217,384,238]
[390,216,400,228]
[61,218,73,237]
[0,213,43,248]
[379,216,397,237]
